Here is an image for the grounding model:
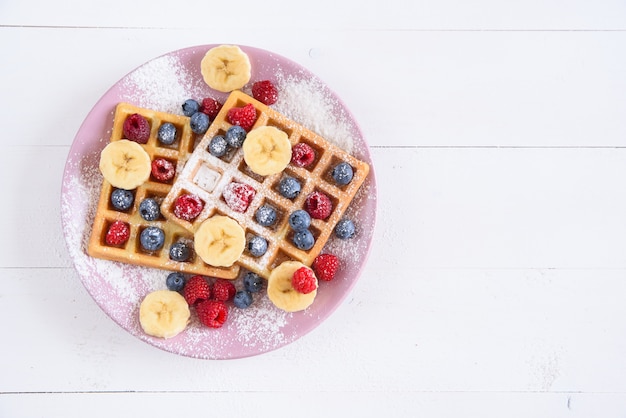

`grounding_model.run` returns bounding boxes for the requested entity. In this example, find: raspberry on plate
[313,253,339,281]
[173,193,204,221]
[292,267,317,294]
[227,103,257,131]
[223,182,256,213]
[196,300,229,328]
[123,113,151,144]
[183,275,211,305]
[200,97,223,119]
[212,279,236,302]
[305,191,333,220]
[291,142,316,168]
[105,220,130,246]
[252,80,278,105]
